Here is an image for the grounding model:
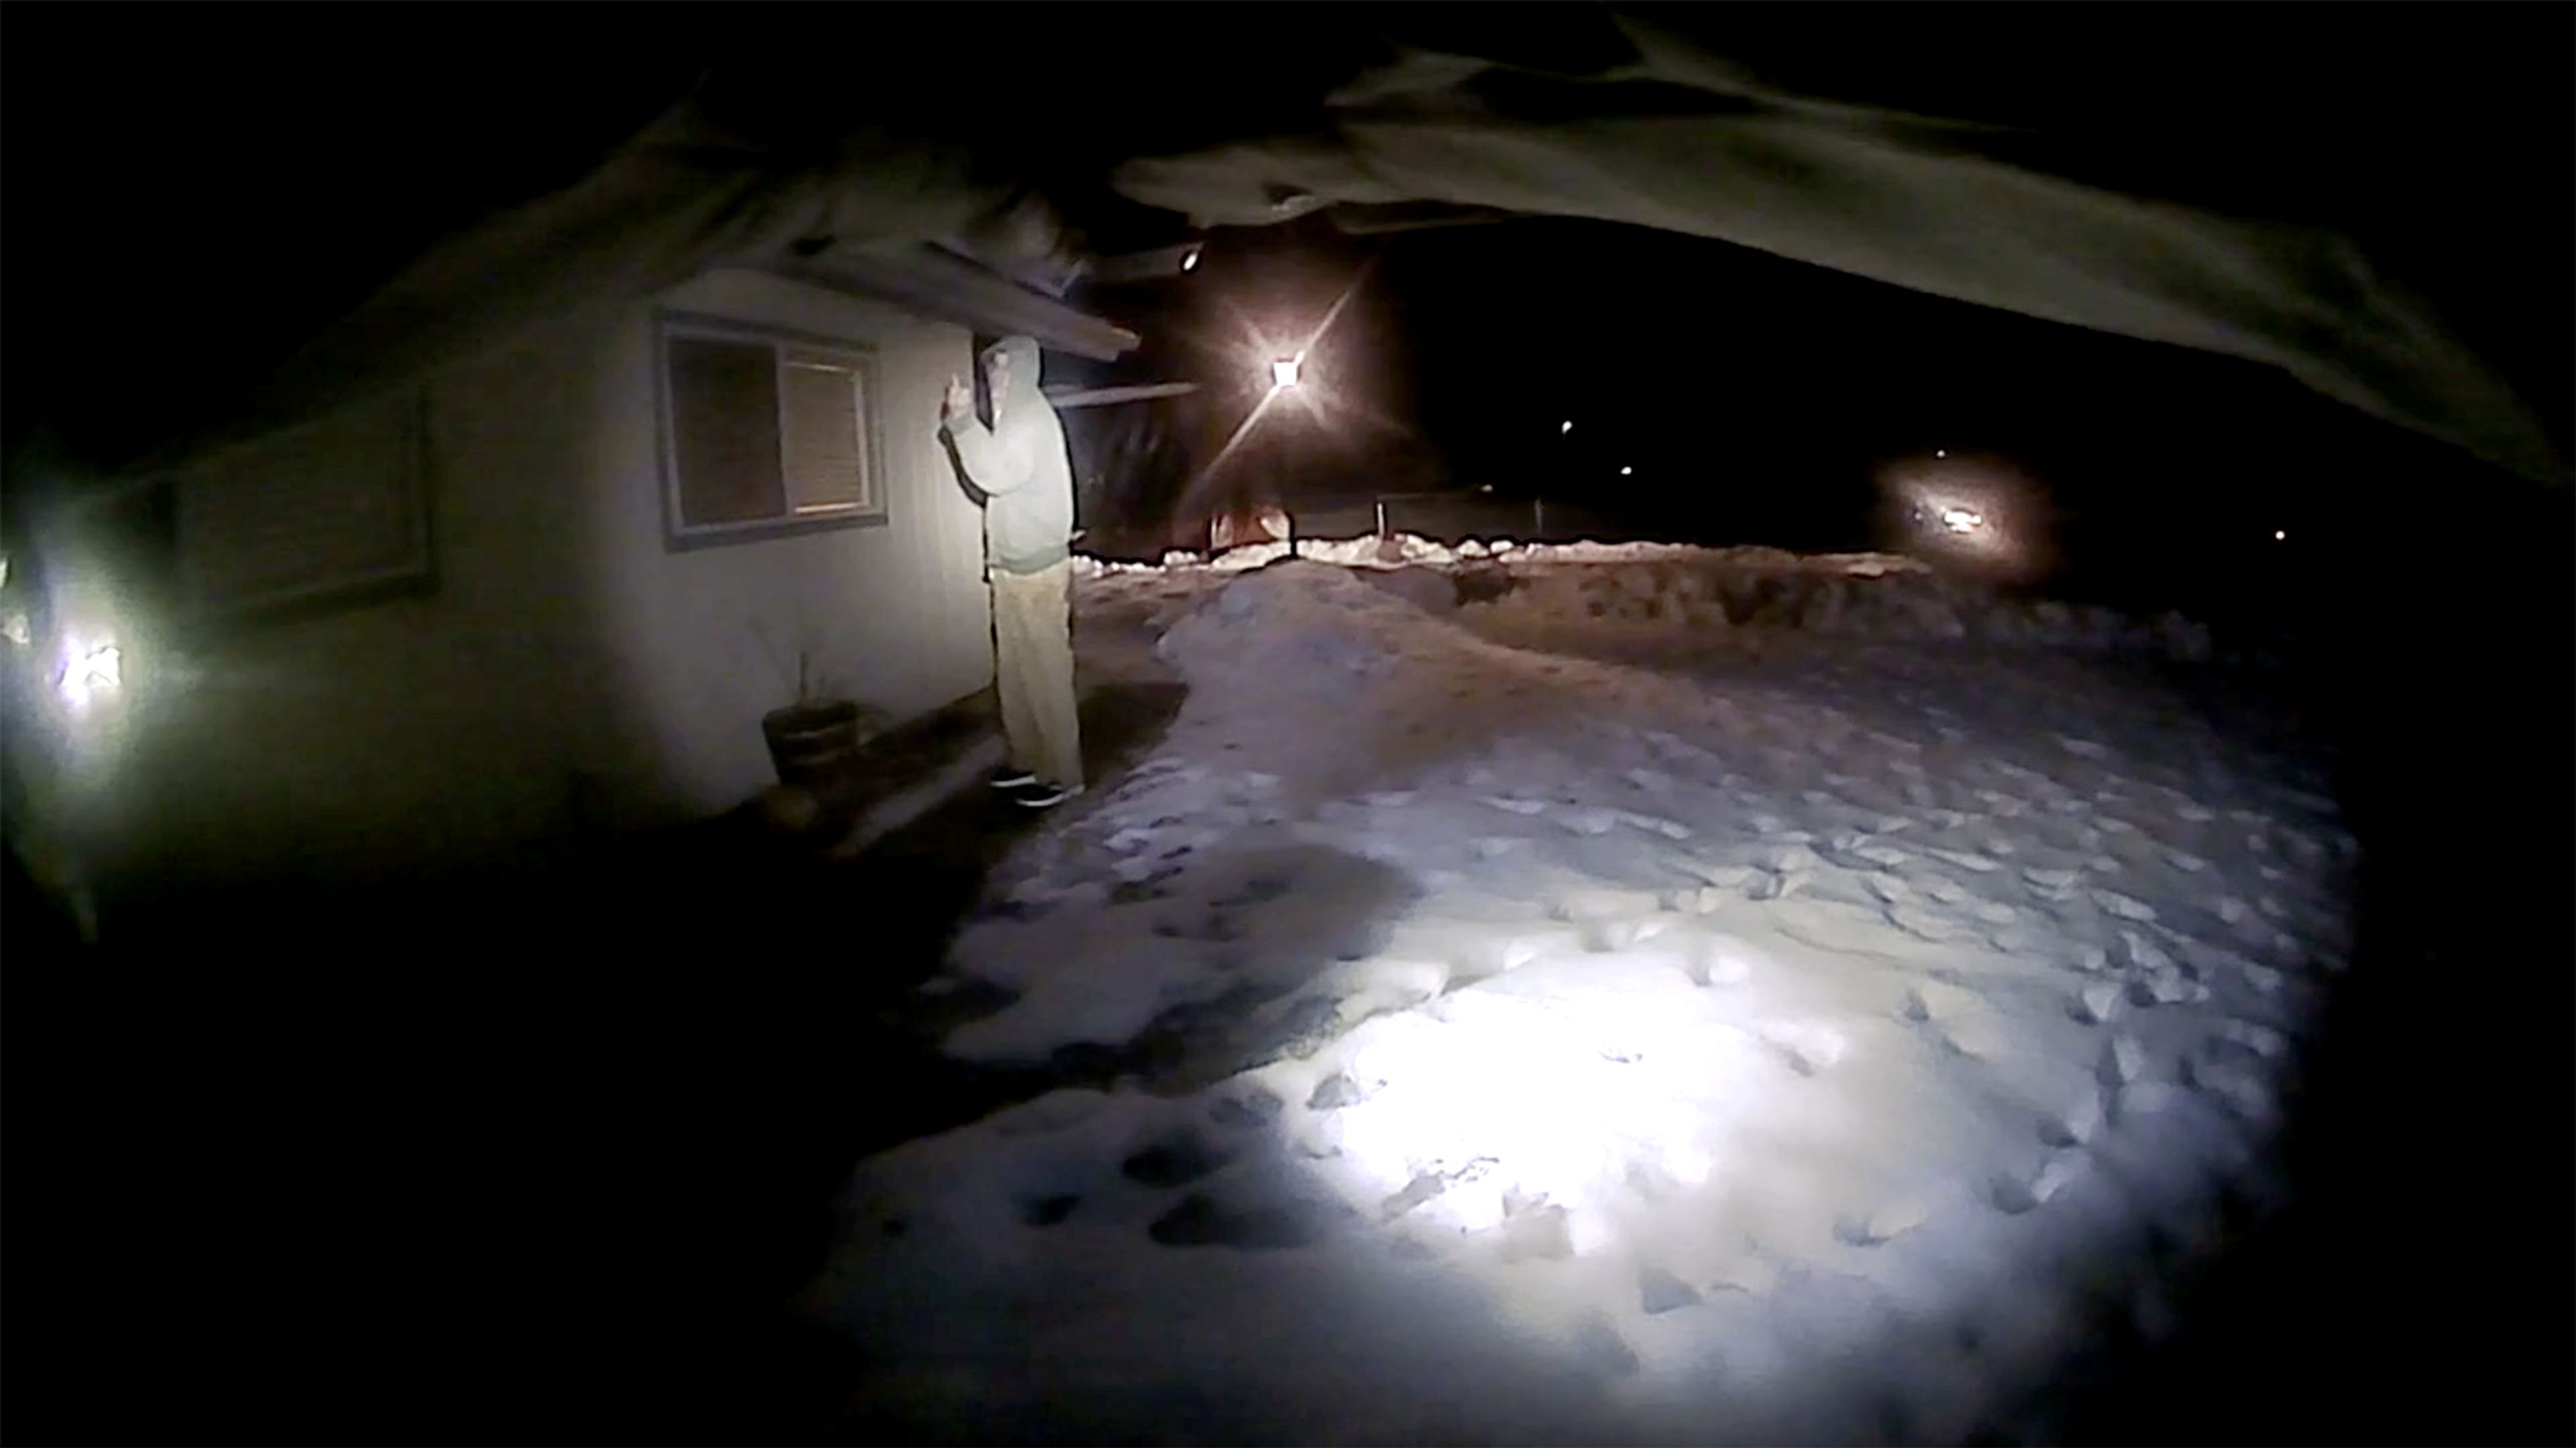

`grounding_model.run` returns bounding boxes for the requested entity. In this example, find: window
[176,388,433,616]
[657,314,886,548]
